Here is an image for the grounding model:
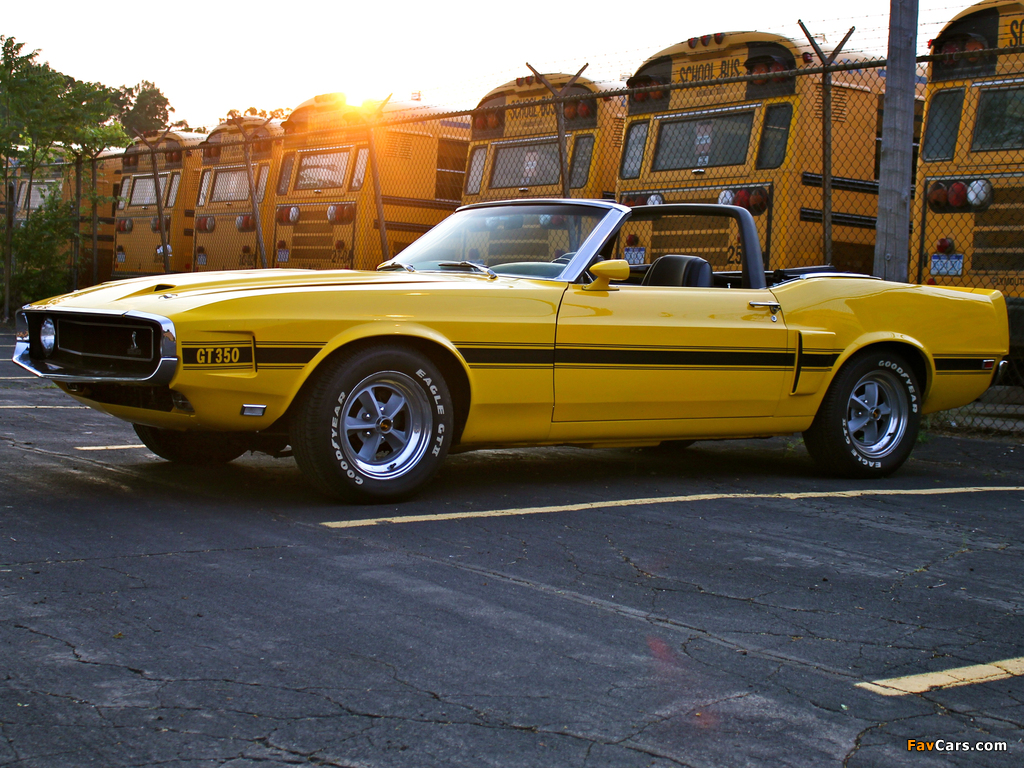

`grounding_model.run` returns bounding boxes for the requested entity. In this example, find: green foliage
[3,192,76,306]
[116,81,183,136]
